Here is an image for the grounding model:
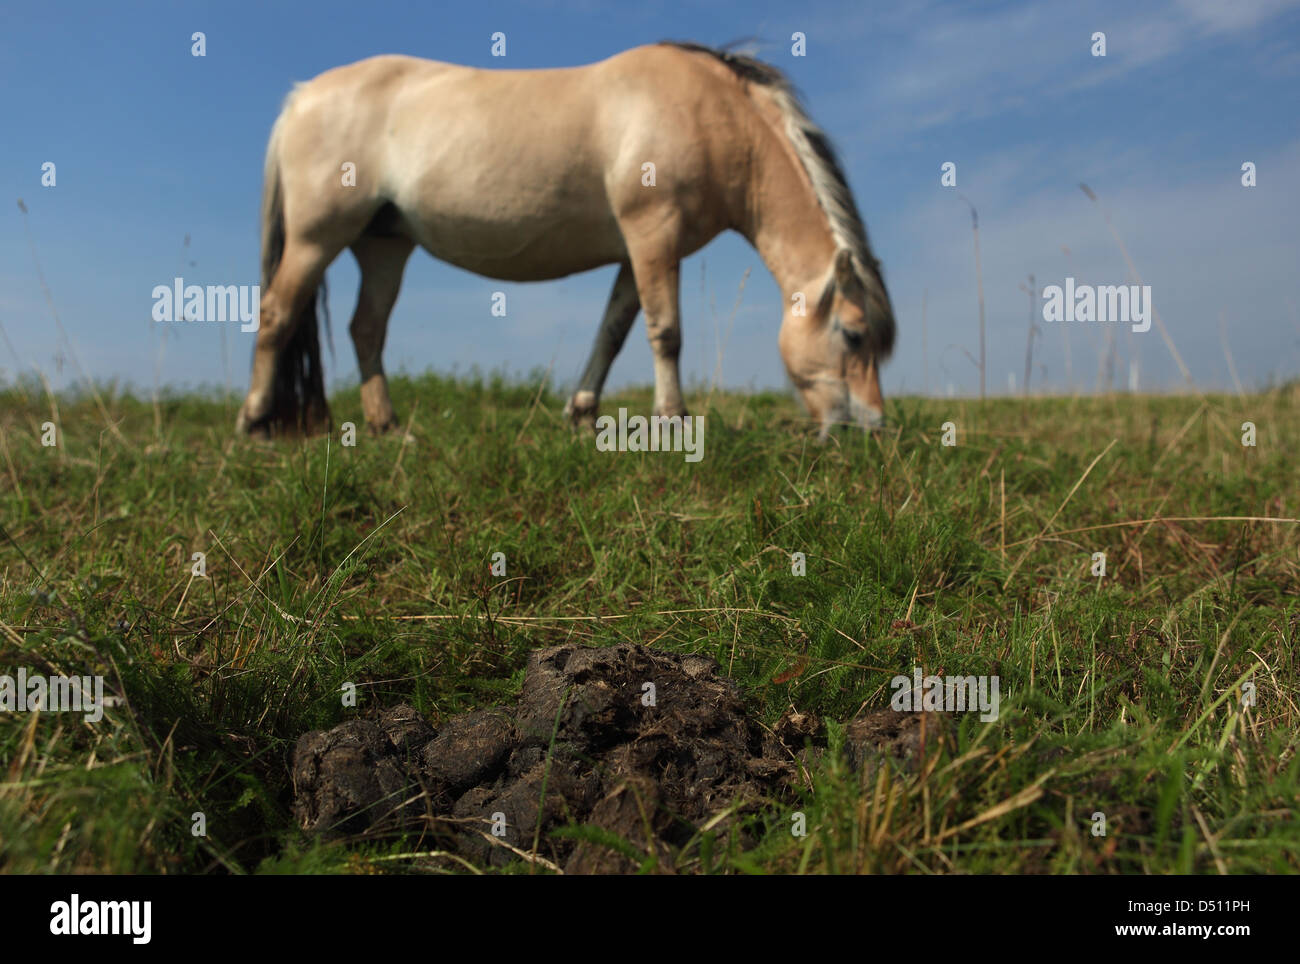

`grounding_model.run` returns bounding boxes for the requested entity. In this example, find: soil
[291,643,943,873]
